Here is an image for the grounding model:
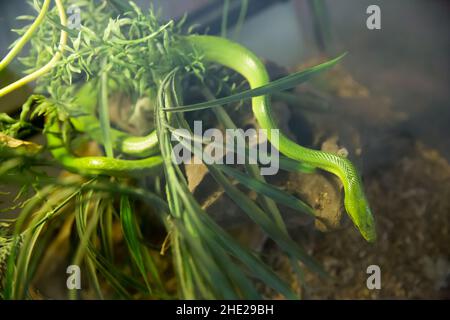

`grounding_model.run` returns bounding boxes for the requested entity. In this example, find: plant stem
[0,0,68,98]
[0,0,52,72]
[99,63,114,158]
[221,0,230,38]
[232,0,248,39]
